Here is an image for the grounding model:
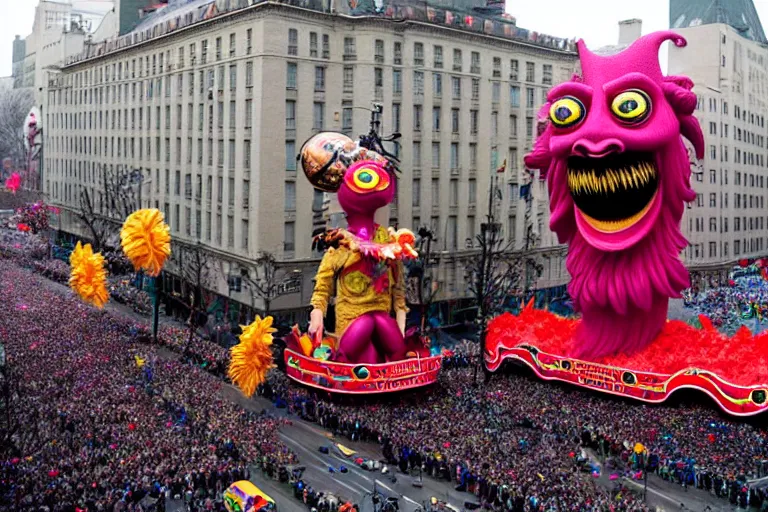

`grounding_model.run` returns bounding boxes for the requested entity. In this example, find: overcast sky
[3,0,768,77]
